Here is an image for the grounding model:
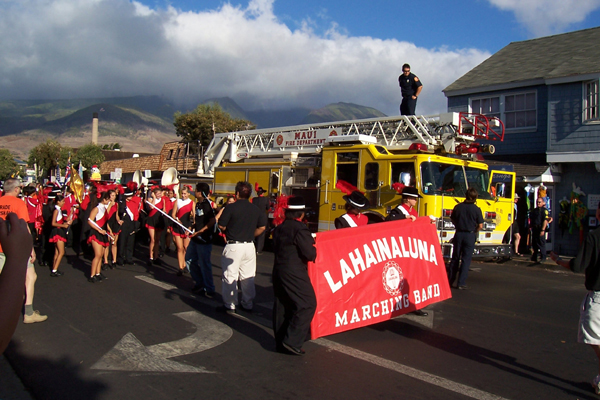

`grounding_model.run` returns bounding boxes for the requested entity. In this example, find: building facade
[444,27,600,256]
